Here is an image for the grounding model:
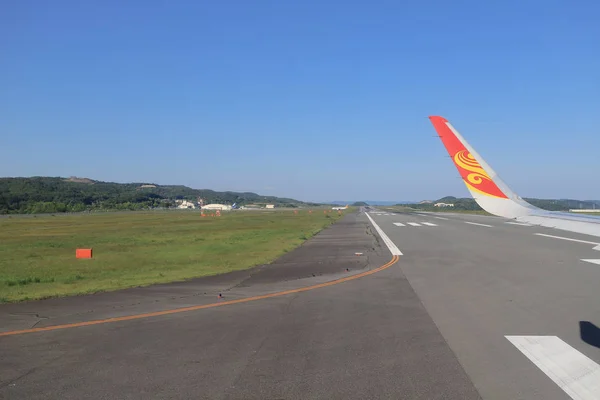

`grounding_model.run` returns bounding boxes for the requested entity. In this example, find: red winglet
[429,116,507,199]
